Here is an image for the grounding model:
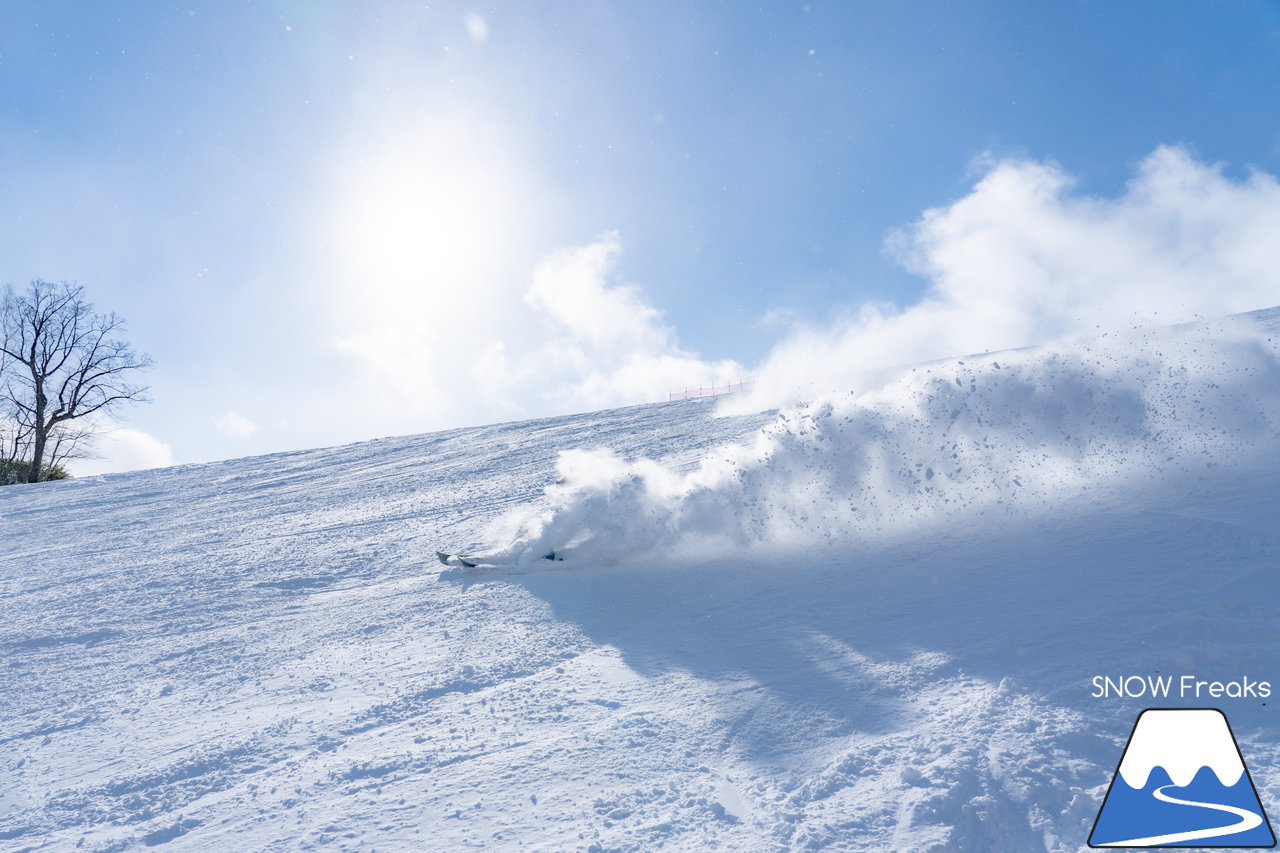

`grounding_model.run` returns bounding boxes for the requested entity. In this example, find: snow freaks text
[1092,675,1272,700]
